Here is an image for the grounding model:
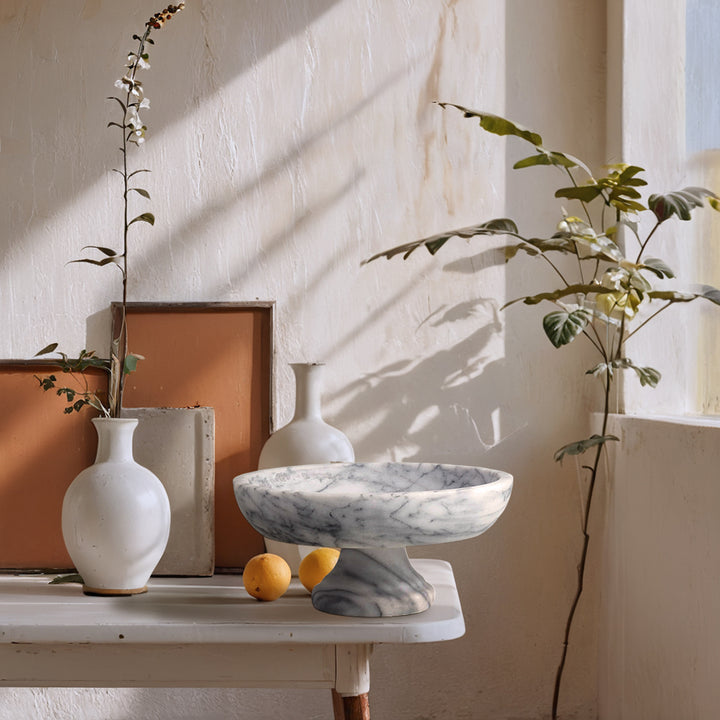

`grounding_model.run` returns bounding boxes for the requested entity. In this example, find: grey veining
[233,462,512,617]
[233,462,512,549]
[311,548,435,617]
